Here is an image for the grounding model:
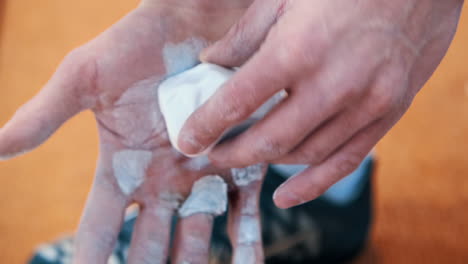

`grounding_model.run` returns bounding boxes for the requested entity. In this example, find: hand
[0,1,266,263]
[177,0,464,208]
